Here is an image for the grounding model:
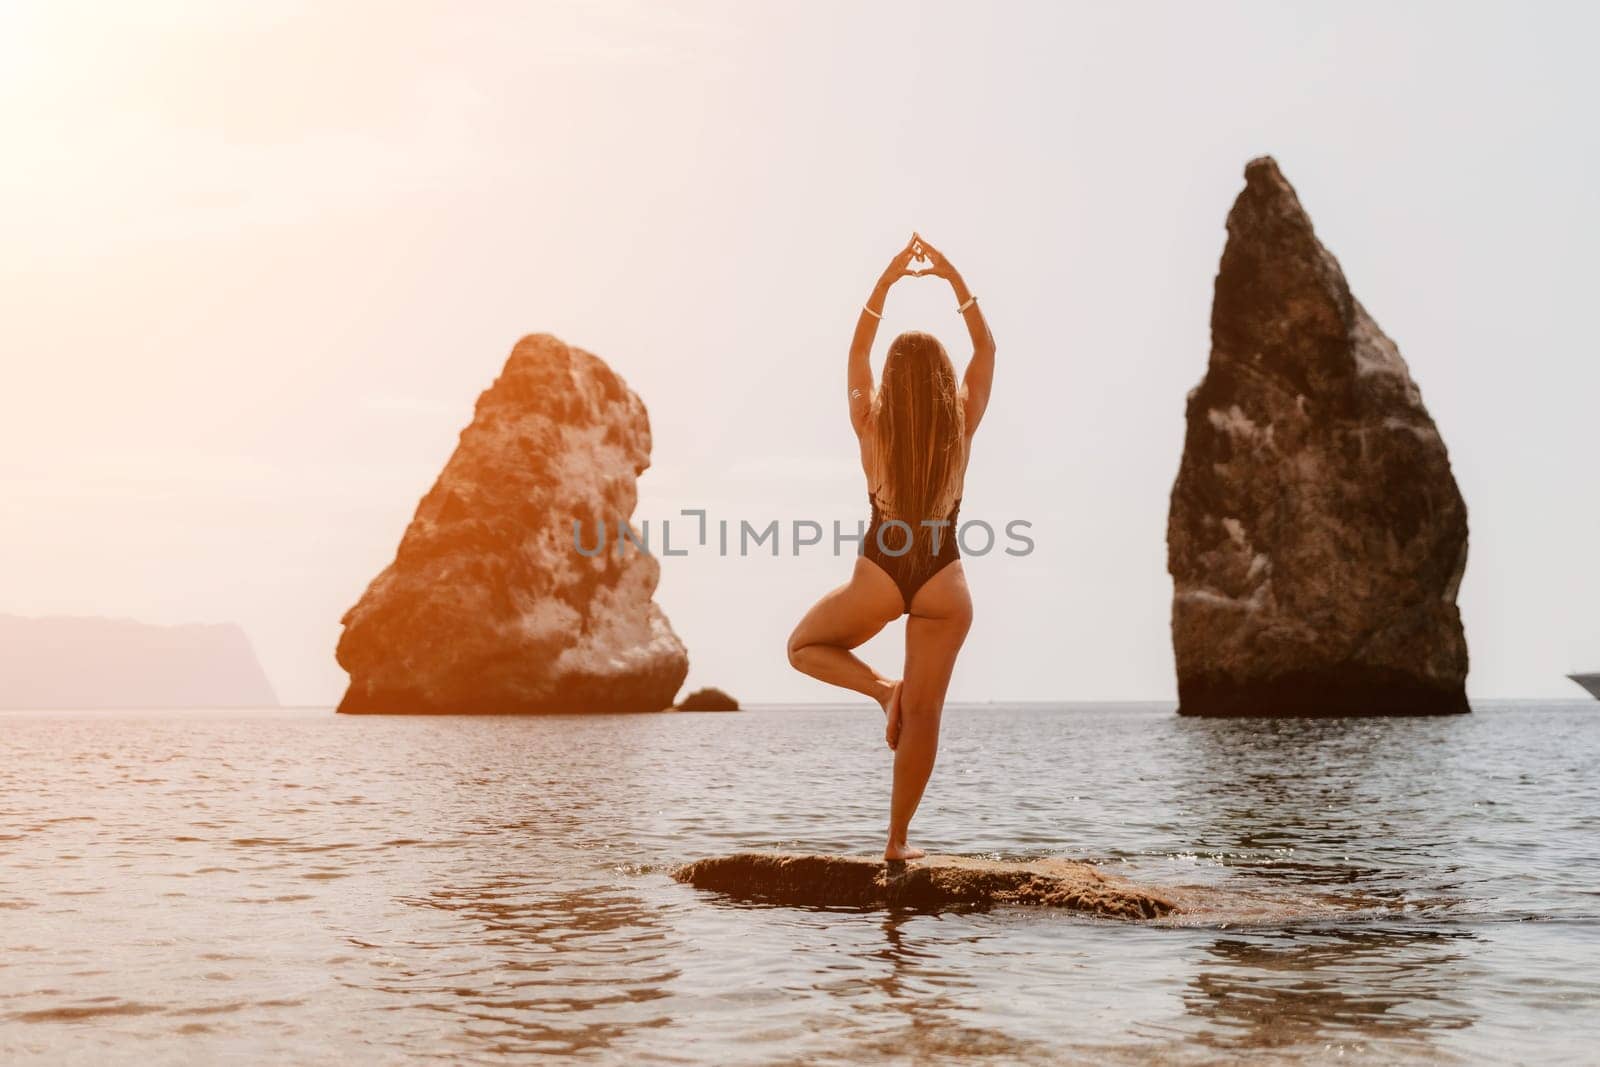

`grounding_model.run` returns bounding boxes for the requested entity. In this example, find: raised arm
[848,235,921,436]
[916,236,995,436]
